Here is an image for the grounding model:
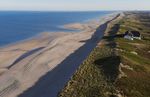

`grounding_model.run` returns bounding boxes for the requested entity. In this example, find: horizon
[0,0,150,11]
[0,10,149,12]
